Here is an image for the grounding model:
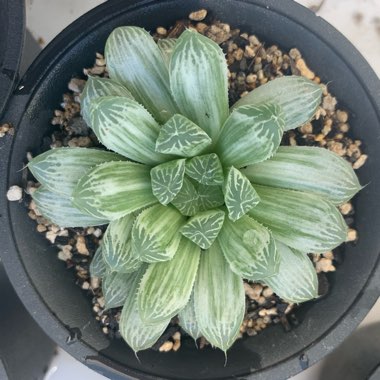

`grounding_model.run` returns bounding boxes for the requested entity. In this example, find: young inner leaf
[185,153,224,186]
